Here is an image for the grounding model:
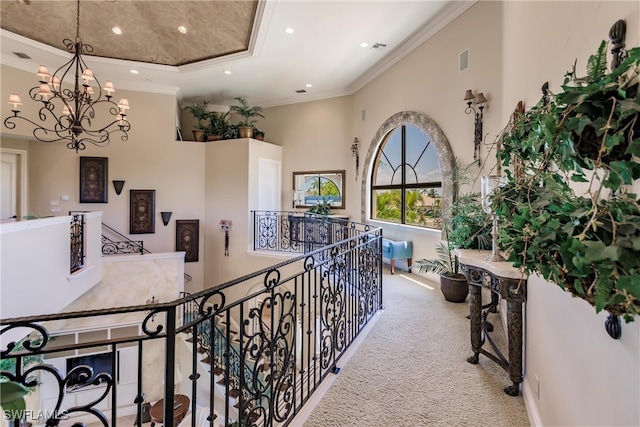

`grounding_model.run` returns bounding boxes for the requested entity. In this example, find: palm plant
[229,96,264,127]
